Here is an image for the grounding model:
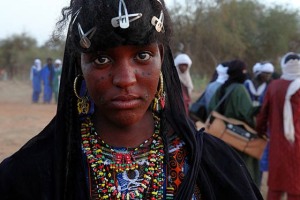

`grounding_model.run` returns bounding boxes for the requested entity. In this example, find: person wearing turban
[256,52,300,200]
[174,53,194,115]
[244,62,274,106]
